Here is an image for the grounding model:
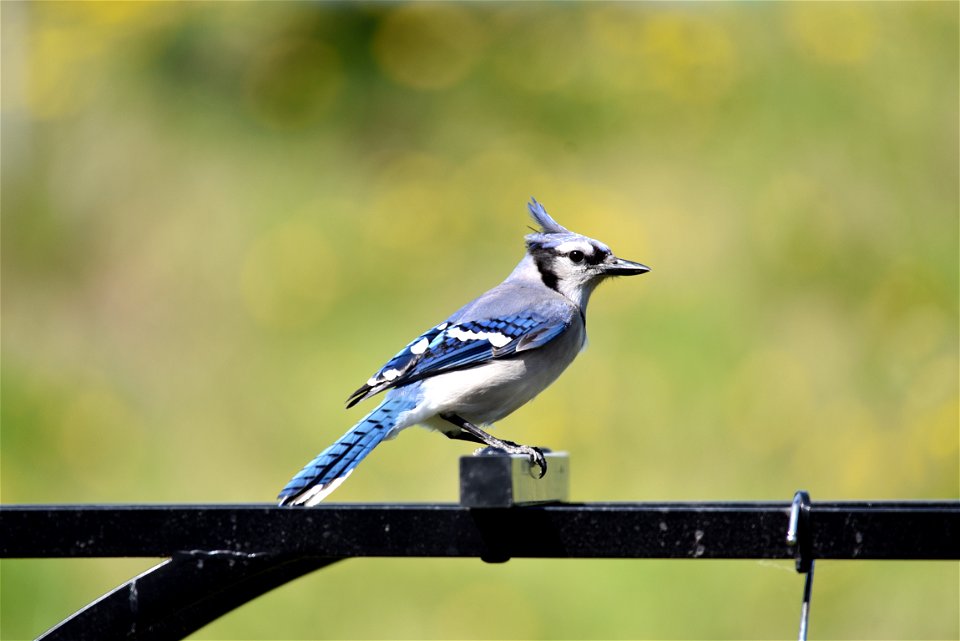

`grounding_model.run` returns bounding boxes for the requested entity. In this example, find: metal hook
[787,491,813,572]
[787,491,815,641]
